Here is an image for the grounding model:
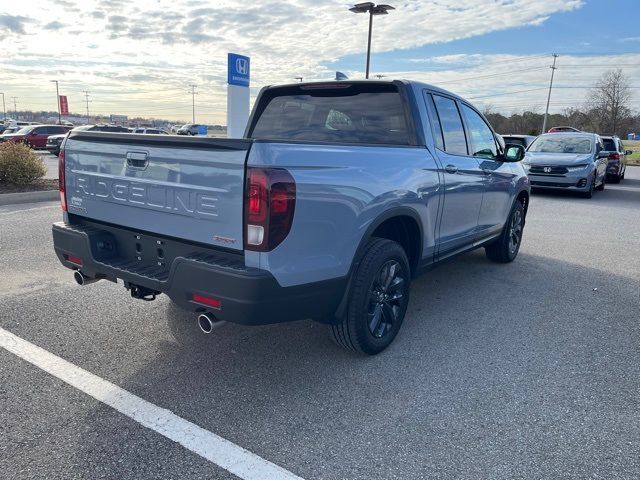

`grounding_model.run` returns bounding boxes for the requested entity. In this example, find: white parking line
[0,327,305,480]
[0,205,58,216]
